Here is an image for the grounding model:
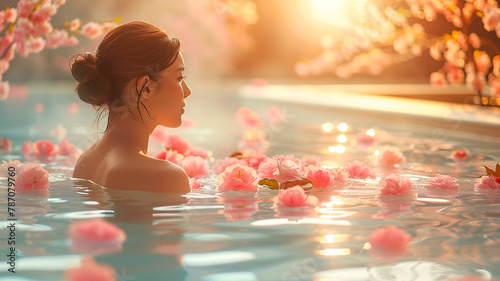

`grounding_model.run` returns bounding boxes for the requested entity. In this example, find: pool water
[1,83,500,281]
